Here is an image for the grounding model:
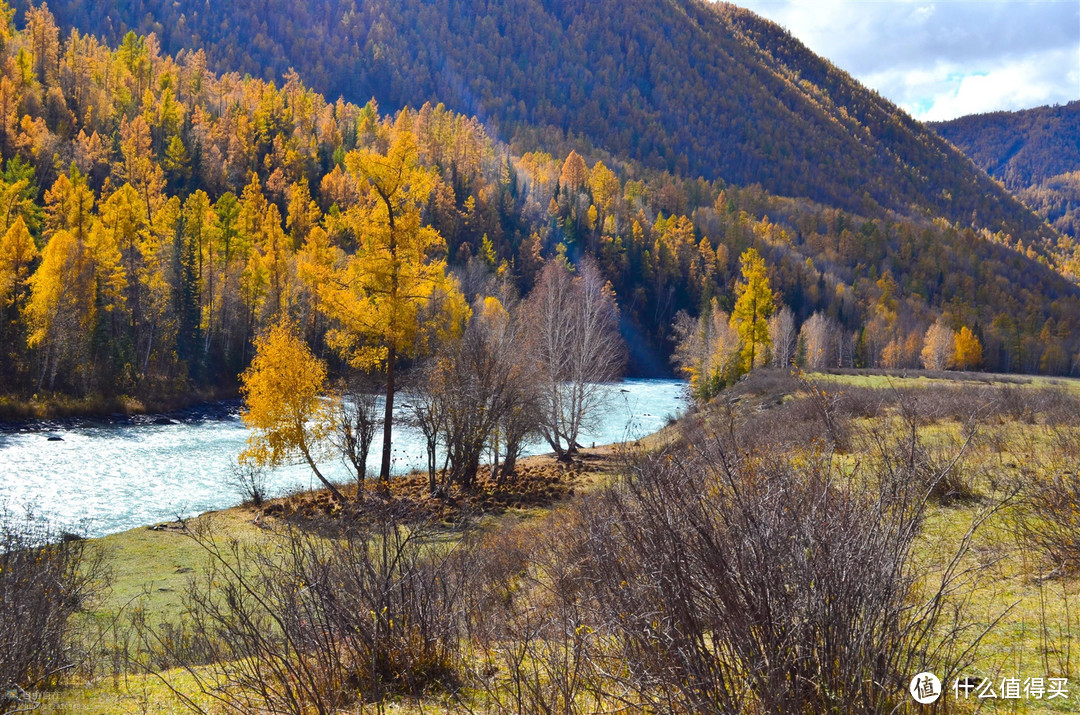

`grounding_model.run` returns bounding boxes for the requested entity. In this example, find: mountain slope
[931,101,1080,189]
[0,5,1079,400]
[932,101,1080,240]
[17,0,1057,246]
